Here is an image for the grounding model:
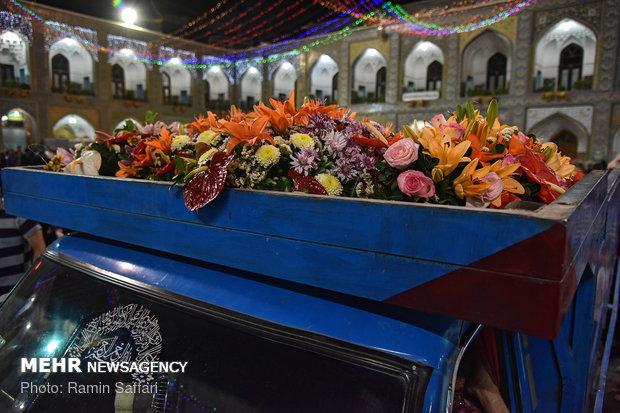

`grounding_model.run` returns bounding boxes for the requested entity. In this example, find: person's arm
[26,229,46,262]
